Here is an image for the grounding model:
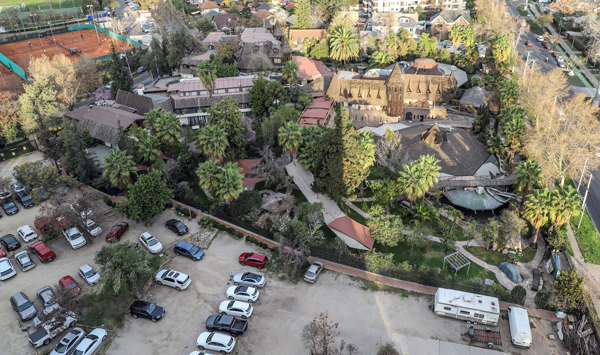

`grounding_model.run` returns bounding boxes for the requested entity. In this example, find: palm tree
[278,121,303,158]
[514,160,545,200]
[397,155,441,207]
[281,61,299,85]
[419,154,441,189]
[369,51,395,68]
[549,185,581,230]
[409,202,438,226]
[102,149,137,189]
[196,160,220,193]
[153,111,182,156]
[198,67,217,106]
[214,162,244,203]
[357,131,375,172]
[487,136,504,159]
[501,115,526,171]
[144,109,163,133]
[135,135,161,165]
[329,25,359,64]
[196,125,228,163]
[522,188,552,245]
